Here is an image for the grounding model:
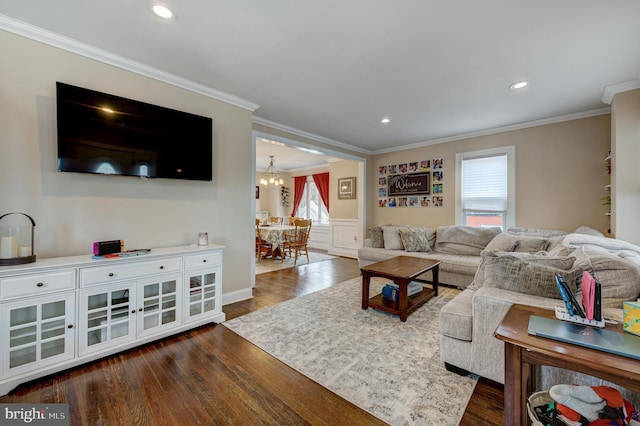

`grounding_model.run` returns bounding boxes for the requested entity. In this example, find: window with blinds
[459,151,512,229]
